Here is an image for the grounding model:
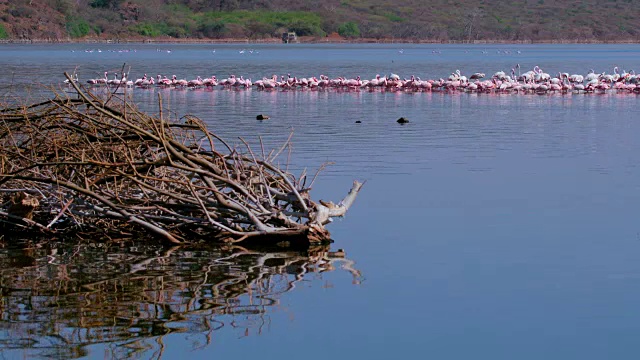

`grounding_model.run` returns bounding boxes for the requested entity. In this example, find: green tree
[338,21,360,38]
[131,22,162,37]
[198,18,226,38]
[287,19,324,36]
[0,23,8,39]
[90,0,123,9]
[245,20,276,38]
[67,18,92,38]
